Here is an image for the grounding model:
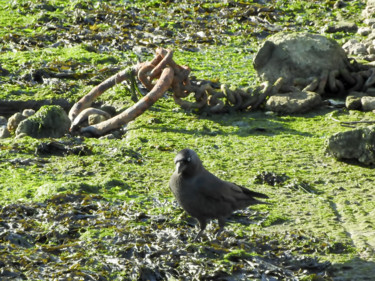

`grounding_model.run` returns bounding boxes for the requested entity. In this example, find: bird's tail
[238,185,269,199]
